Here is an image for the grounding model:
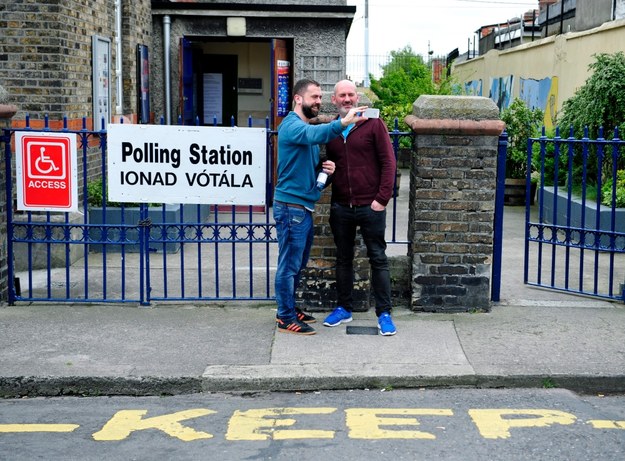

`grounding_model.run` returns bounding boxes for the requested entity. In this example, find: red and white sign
[15,132,78,211]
